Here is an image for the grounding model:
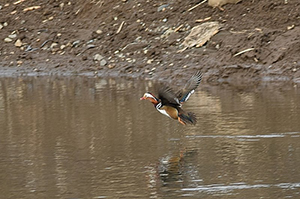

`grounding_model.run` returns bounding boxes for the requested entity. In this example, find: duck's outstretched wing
[158,86,180,107]
[176,71,202,103]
